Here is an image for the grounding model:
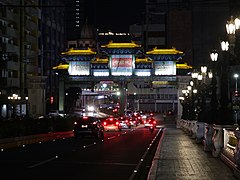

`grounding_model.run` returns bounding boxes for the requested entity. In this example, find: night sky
[89,0,145,32]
